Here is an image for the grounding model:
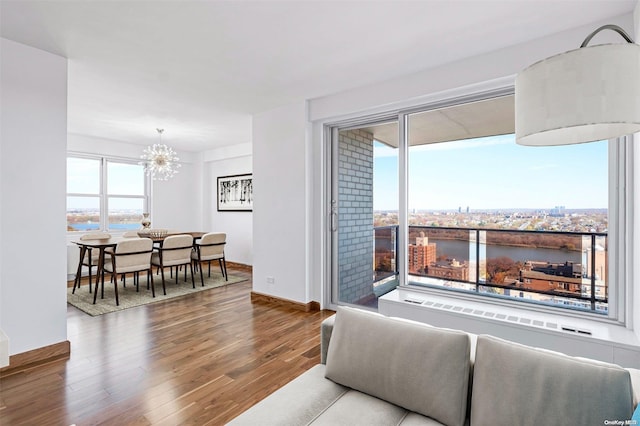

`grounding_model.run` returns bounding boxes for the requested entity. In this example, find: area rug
[68,272,247,316]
